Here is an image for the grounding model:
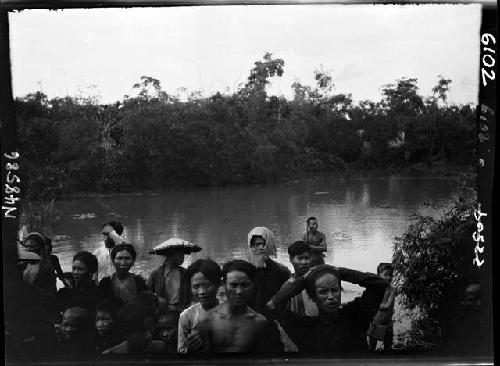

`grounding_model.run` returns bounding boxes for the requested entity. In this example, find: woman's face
[72,260,89,283]
[250,236,266,256]
[23,238,41,255]
[314,273,341,315]
[113,249,134,273]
